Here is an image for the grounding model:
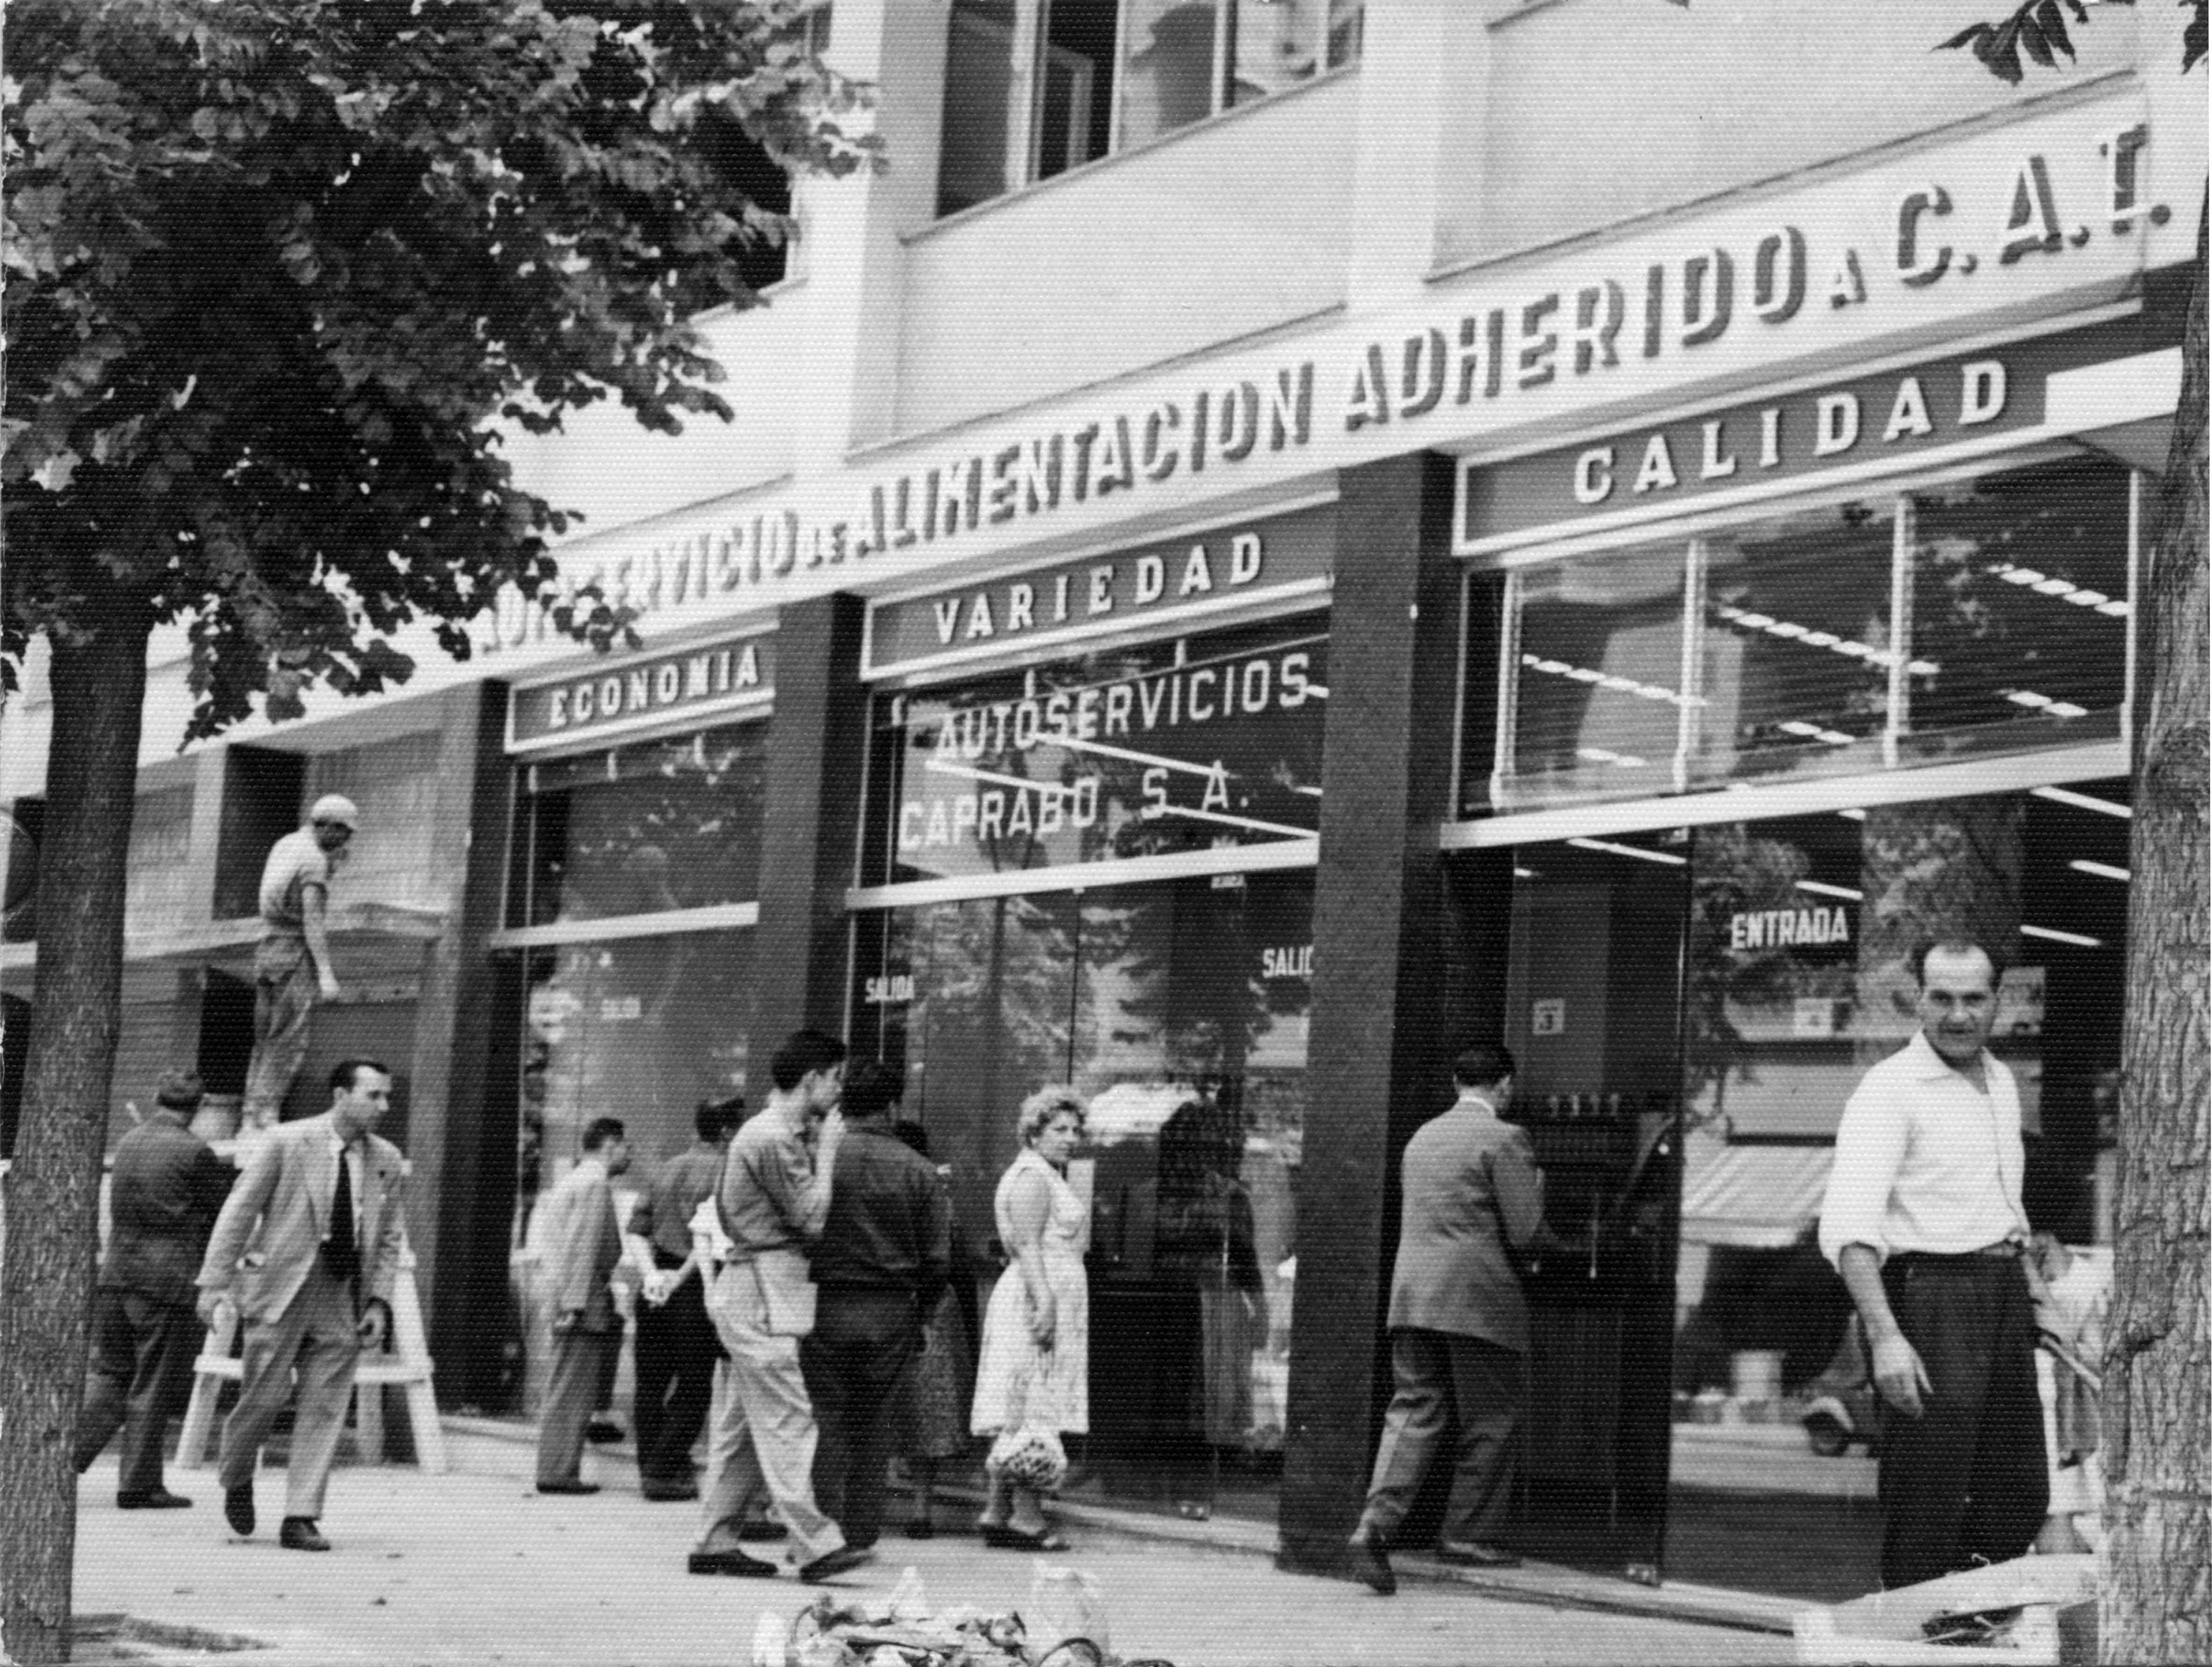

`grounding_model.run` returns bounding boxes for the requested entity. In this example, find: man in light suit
[196,1058,406,1553]
[534,1116,632,1495]
[1348,1044,1545,1595]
